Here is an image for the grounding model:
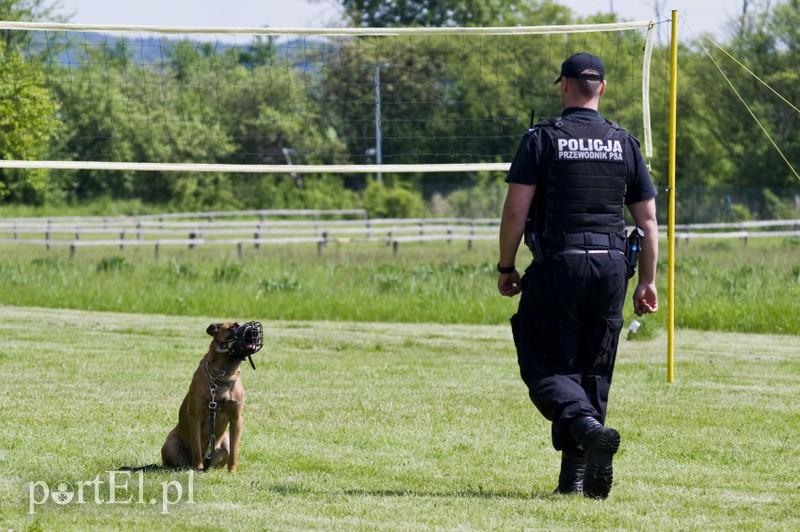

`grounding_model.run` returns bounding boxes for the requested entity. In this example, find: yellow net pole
[667,11,678,383]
